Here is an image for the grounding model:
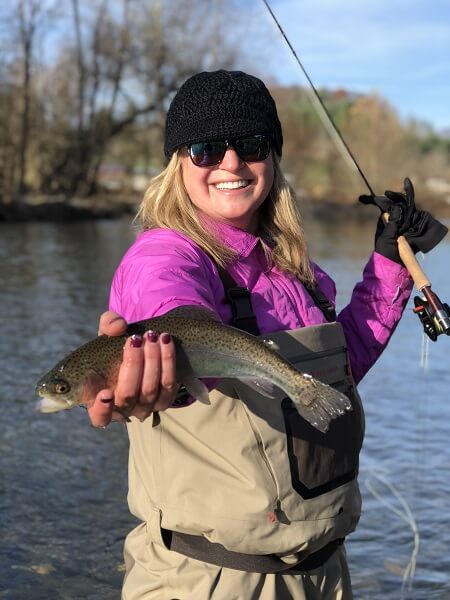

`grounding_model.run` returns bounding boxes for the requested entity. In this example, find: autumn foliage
[1,1,449,211]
